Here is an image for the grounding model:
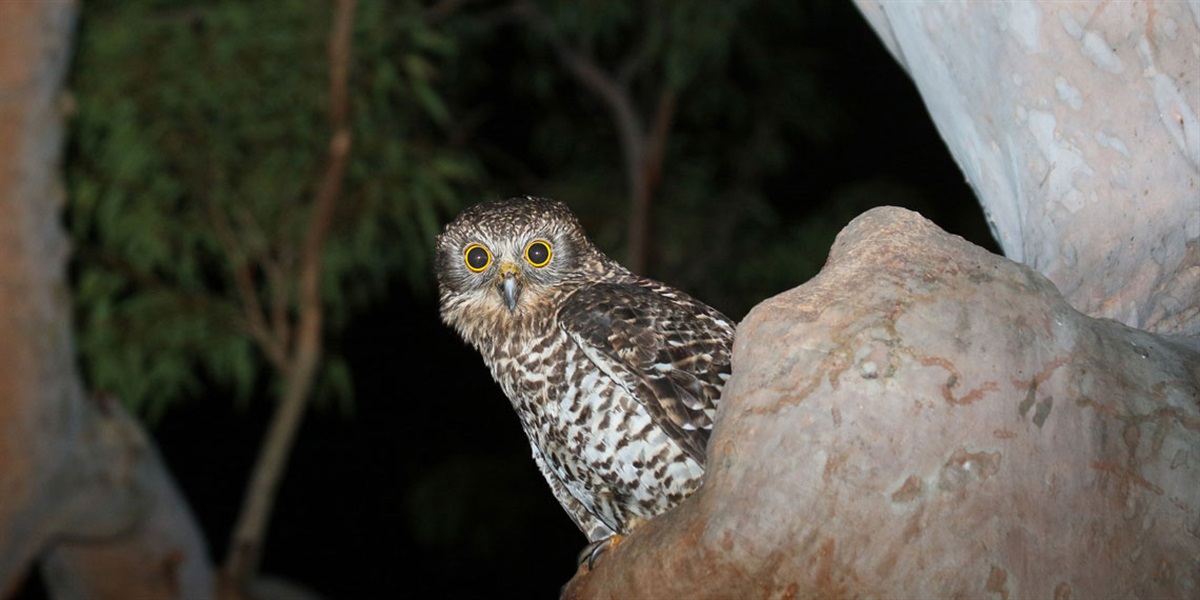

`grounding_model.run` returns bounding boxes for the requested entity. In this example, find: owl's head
[436,197,607,332]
